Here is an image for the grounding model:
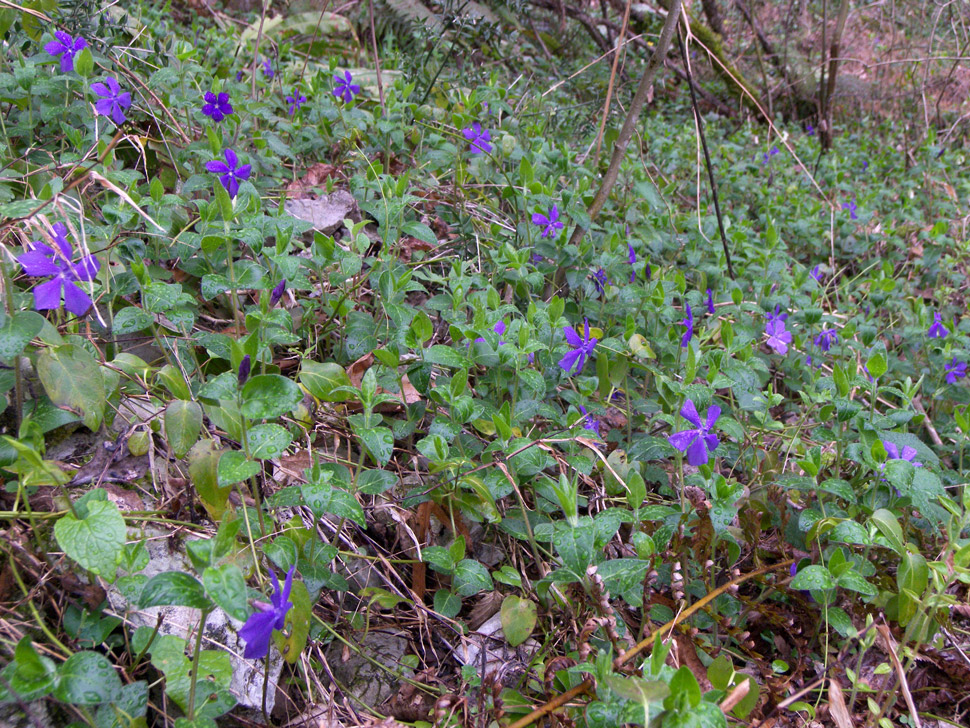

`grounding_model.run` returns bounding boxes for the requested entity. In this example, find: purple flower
[90,77,131,125]
[680,303,693,348]
[475,320,507,346]
[45,31,86,73]
[627,244,636,283]
[332,71,360,103]
[205,148,251,198]
[761,146,780,164]
[861,160,869,172]
[559,318,597,376]
[592,268,608,296]
[235,70,245,82]
[645,262,652,281]
[705,289,715,315]
[814,328,838,352]
[945,358,967,384]
[928,312,949,339]
[810,265,823,283]
[238,566,295,659]
[668,399,721,466]
[238,355,251,388]
[286,88,307,115]
[202,91,233,122]
[578,405,600,438]
[765,319,792,355]
[532,205,563,238]
[262,59,274,80]
[884,441,922,469]
[462,122,492,154]
[806,124,815,136]
[766,305,788,325]
[18,223,100,316]
[270,279,287,306]
[842,200,858,220]
[530,252,543,264]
